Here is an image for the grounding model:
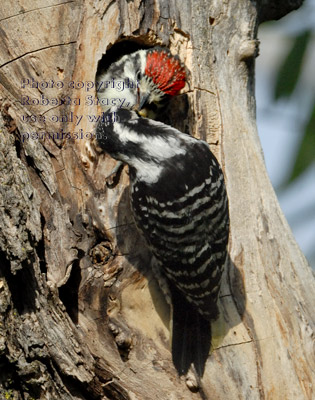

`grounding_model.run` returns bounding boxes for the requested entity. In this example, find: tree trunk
[0,0,313,399]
